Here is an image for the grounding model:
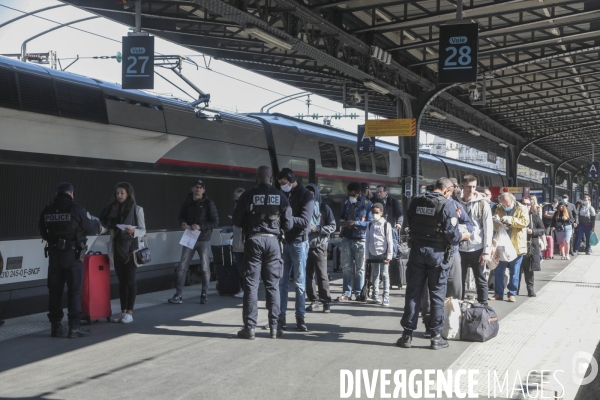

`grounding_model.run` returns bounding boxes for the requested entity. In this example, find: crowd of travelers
[36,168,596,343]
